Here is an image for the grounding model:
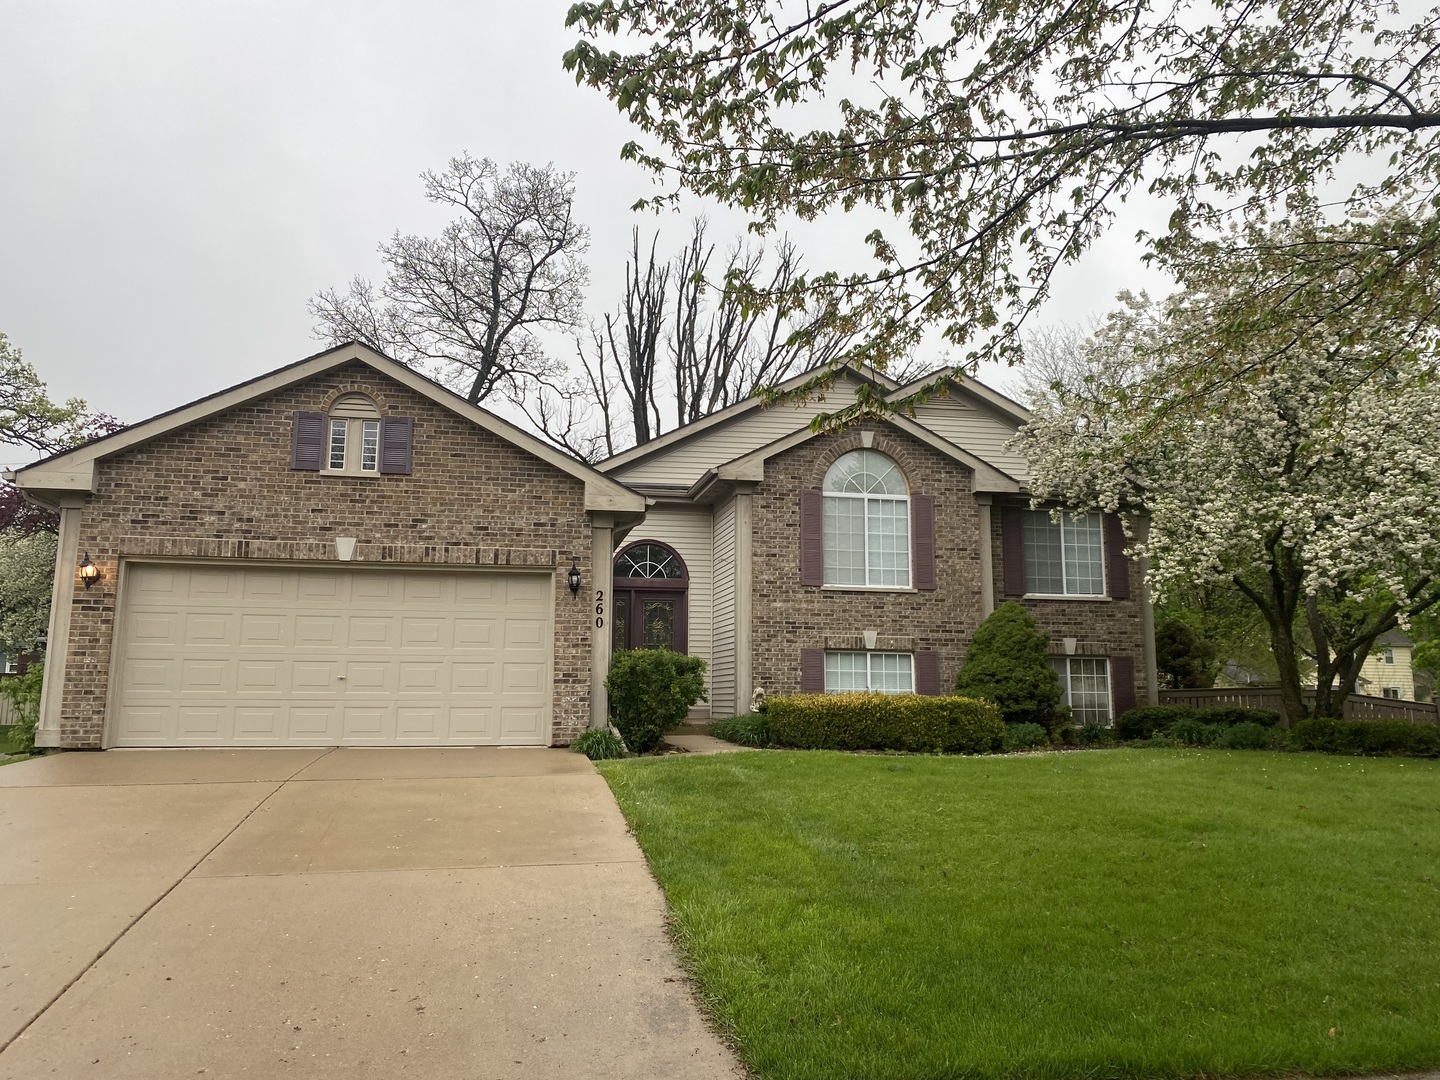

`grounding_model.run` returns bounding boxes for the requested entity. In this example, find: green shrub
[1168,717,1224,746]
[605,649,708,754]
[953,602,1065,733]
[1291,718,1440,758]
[1195,706,1281,728]
[0,663,42,755]
[1116,705,1193,741]
[1076,723,1117,747]
[1002,722,1050,751]
[712,714,770,747]
[1217,721,1272,750]
[767,693,1005,754]
[570,728,628,760]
